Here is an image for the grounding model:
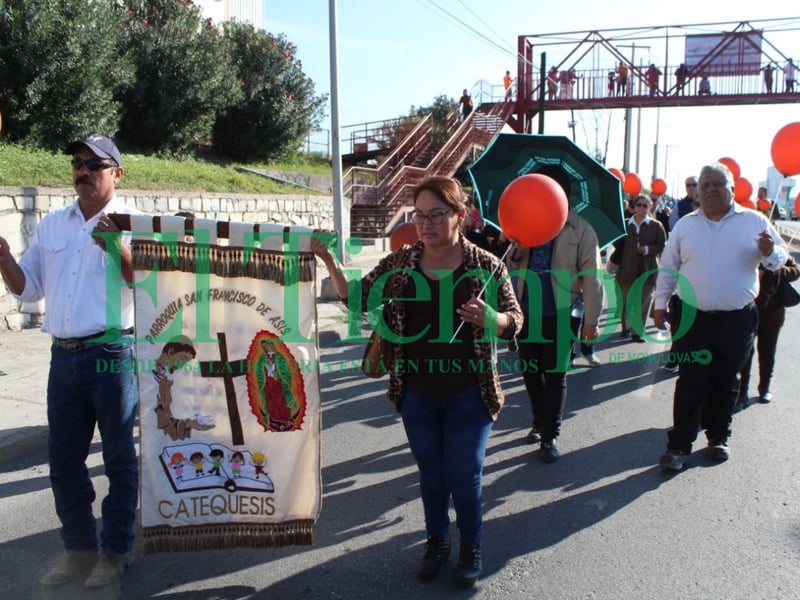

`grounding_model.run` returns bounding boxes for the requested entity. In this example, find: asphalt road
[1,298,800,599]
